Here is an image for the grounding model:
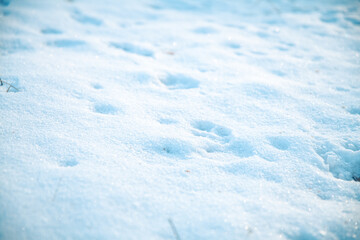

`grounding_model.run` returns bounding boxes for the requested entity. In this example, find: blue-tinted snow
[0,0,359,239]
